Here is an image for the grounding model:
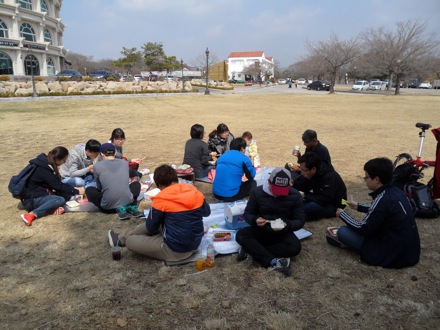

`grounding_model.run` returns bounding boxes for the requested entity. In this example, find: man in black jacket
[293,152,347,221]
[332,157,420,268]
[235,168,305,276]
